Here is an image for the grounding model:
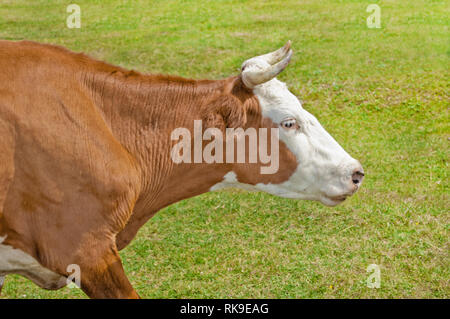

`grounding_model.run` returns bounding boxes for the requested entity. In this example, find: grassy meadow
[0,0,448,298]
